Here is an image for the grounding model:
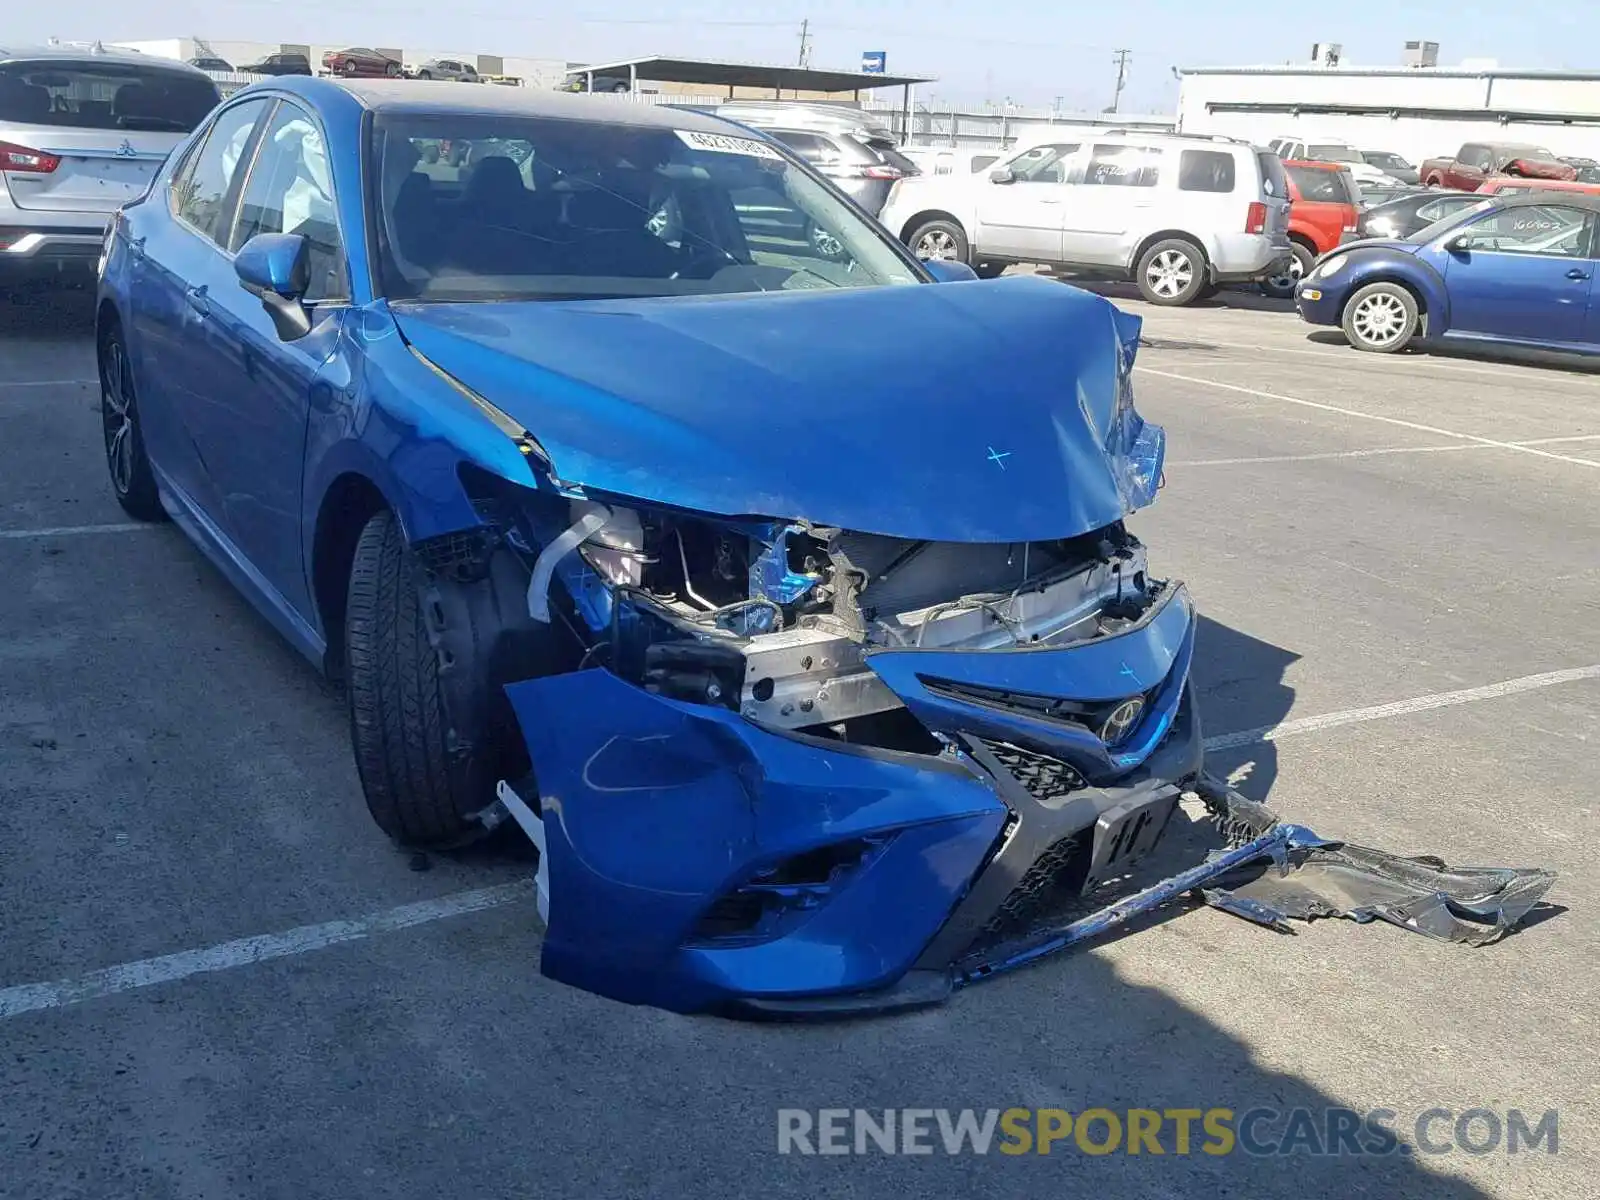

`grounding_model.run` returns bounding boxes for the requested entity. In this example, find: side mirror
[234,232,313,341]
[988,167,1015,184]
[1446,233,1472,252]
[923,259,978,283]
